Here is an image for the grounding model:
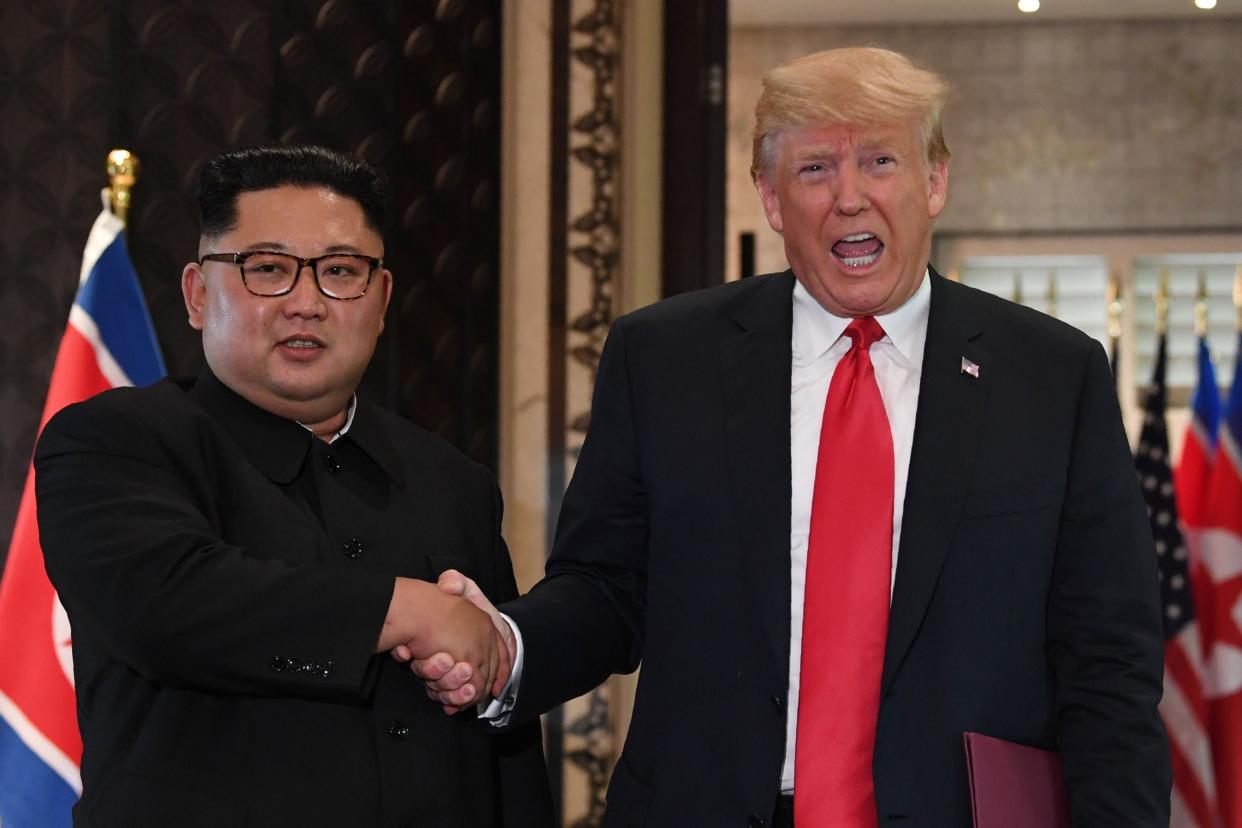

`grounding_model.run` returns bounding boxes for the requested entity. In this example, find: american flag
[1136,332,1219,827]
